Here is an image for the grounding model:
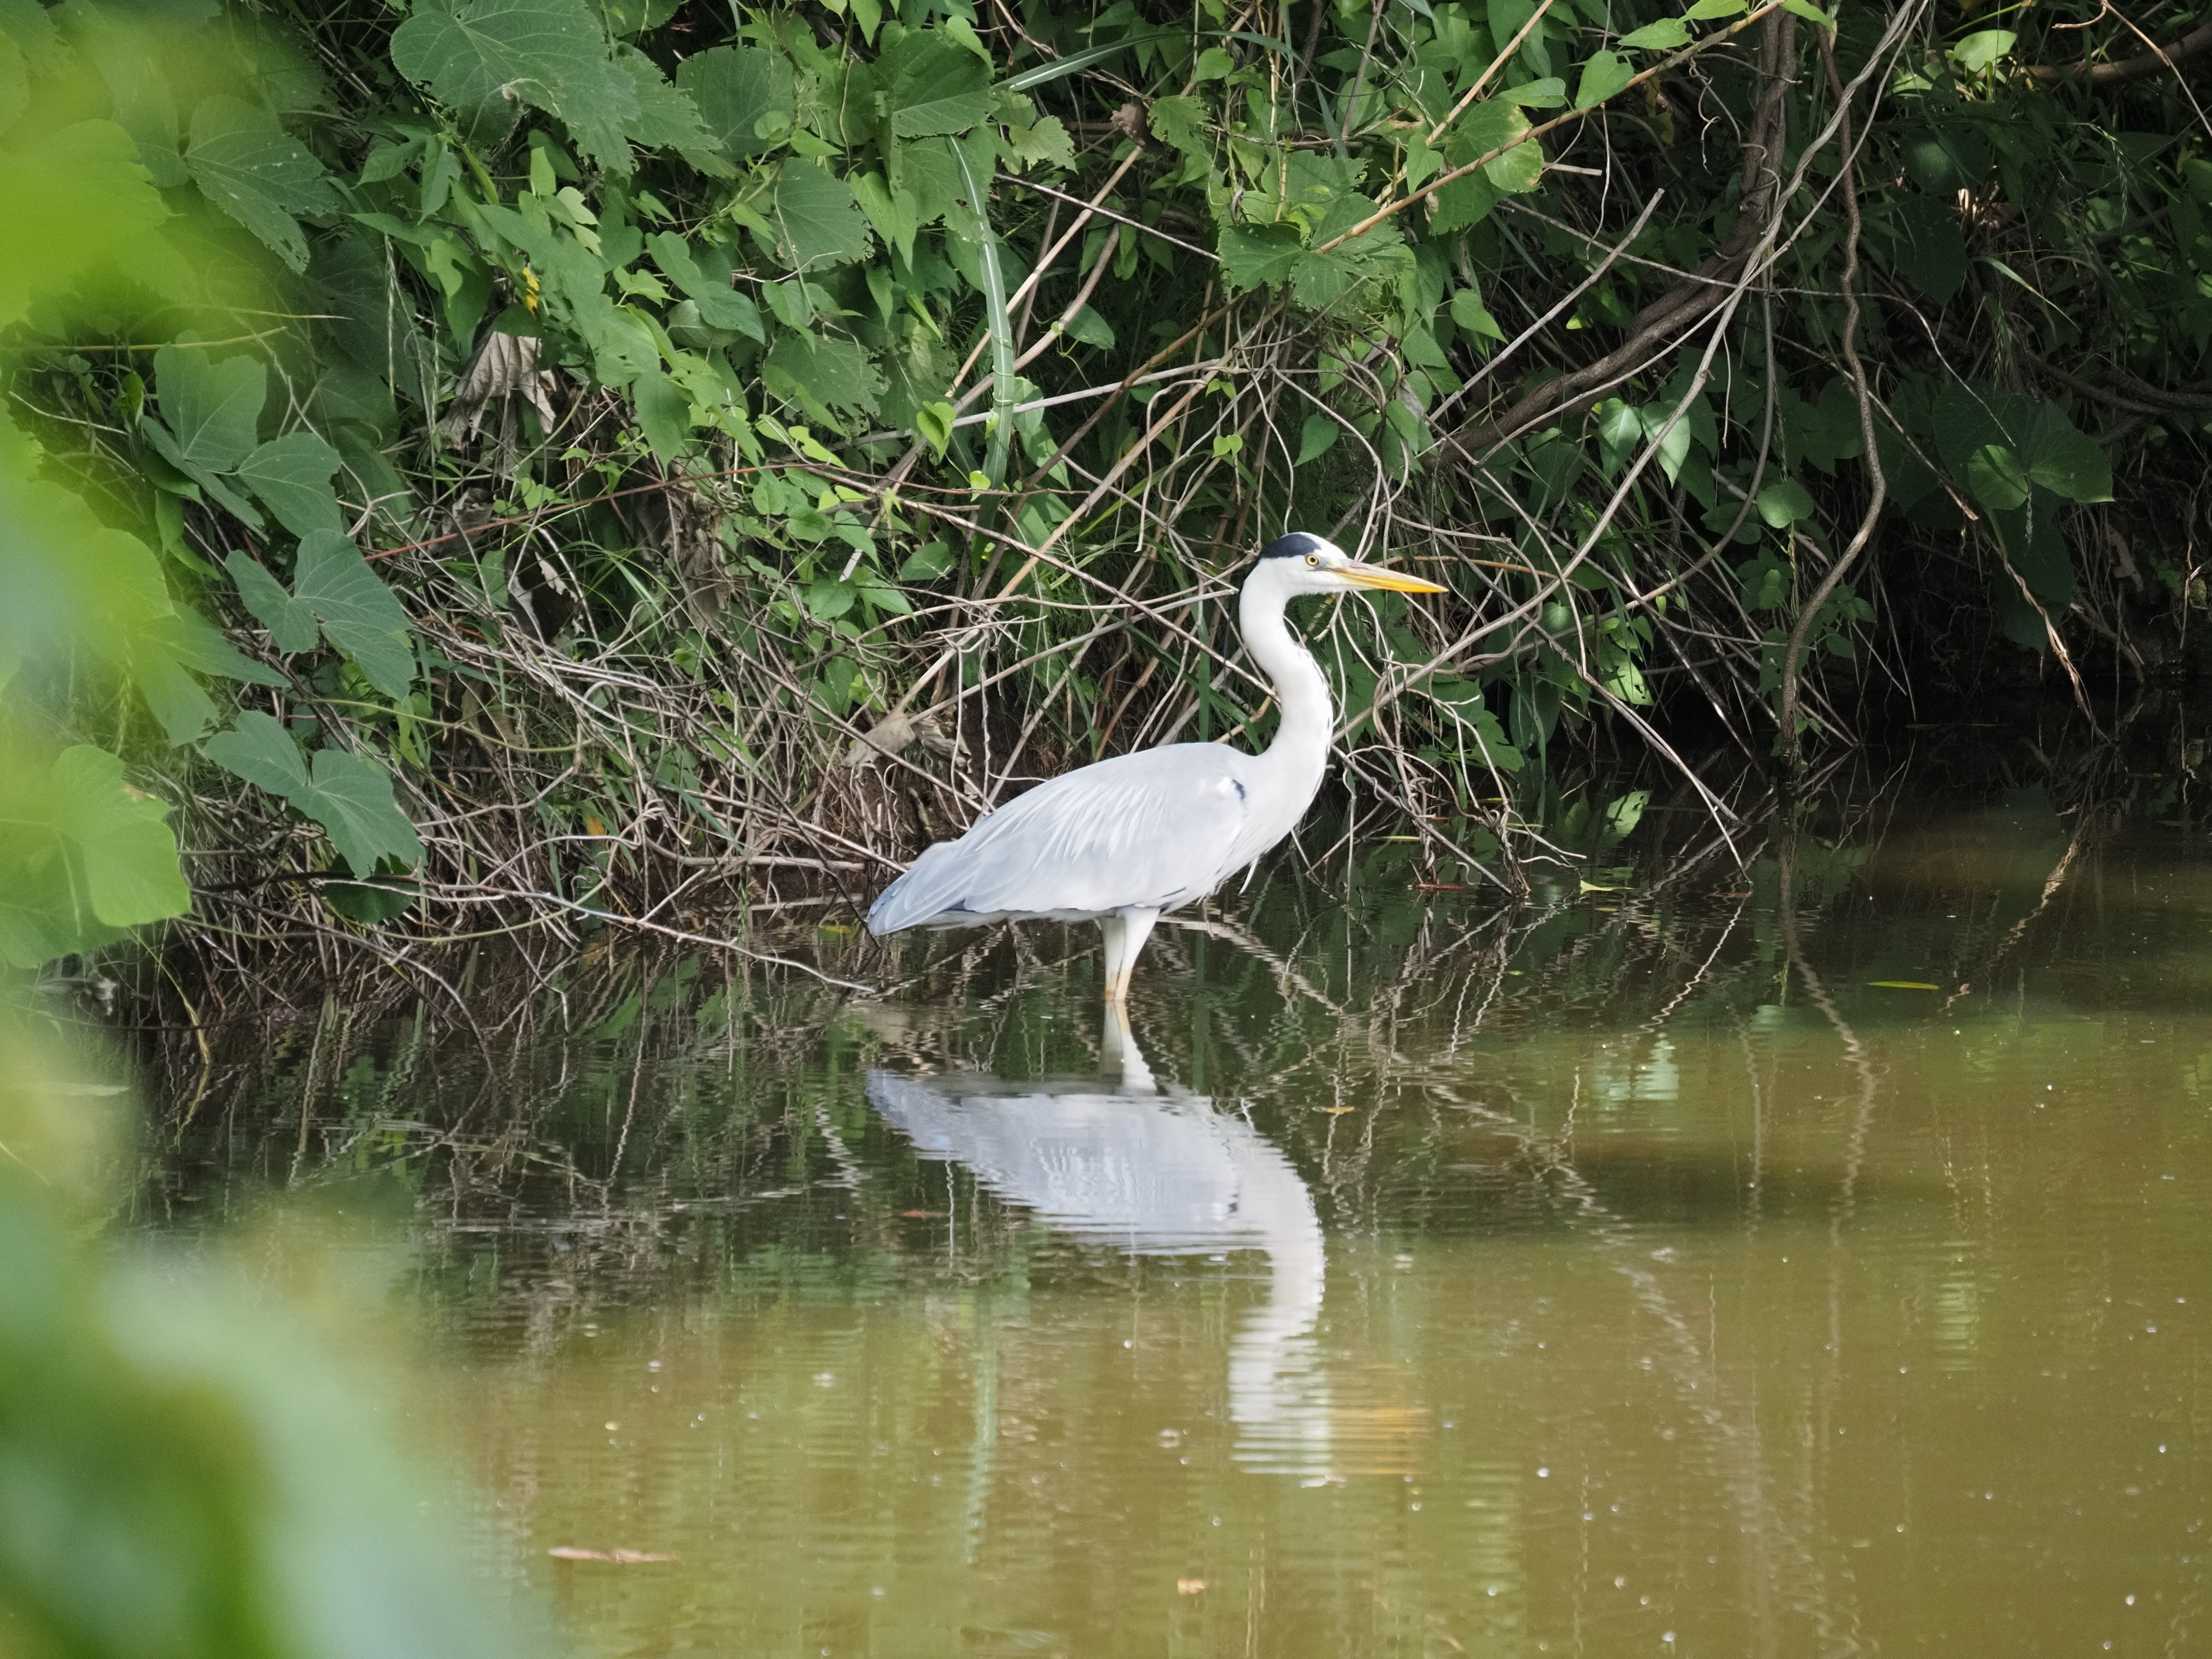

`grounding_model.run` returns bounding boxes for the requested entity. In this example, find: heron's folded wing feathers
[869,747,1251,930]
